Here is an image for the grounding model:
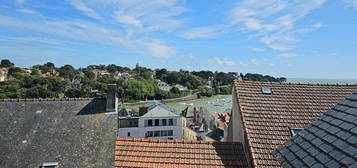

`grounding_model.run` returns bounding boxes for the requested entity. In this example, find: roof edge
[116,137,242,145]
[0,98,103,102]
[233,80,357,86]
